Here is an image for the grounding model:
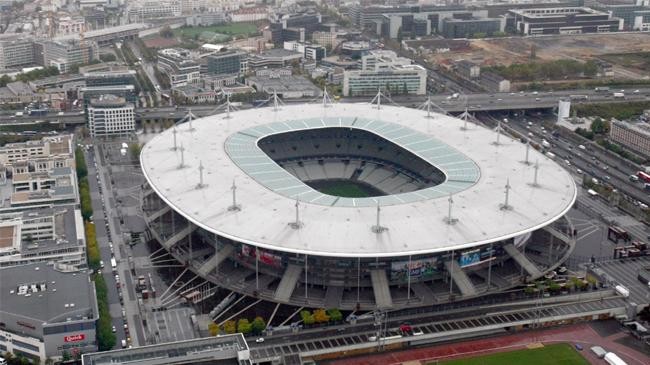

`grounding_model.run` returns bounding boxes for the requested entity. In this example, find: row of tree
[74,146,116,350]
[0,66,60,87]
[300,308,343,325]
[217,317,267,335]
